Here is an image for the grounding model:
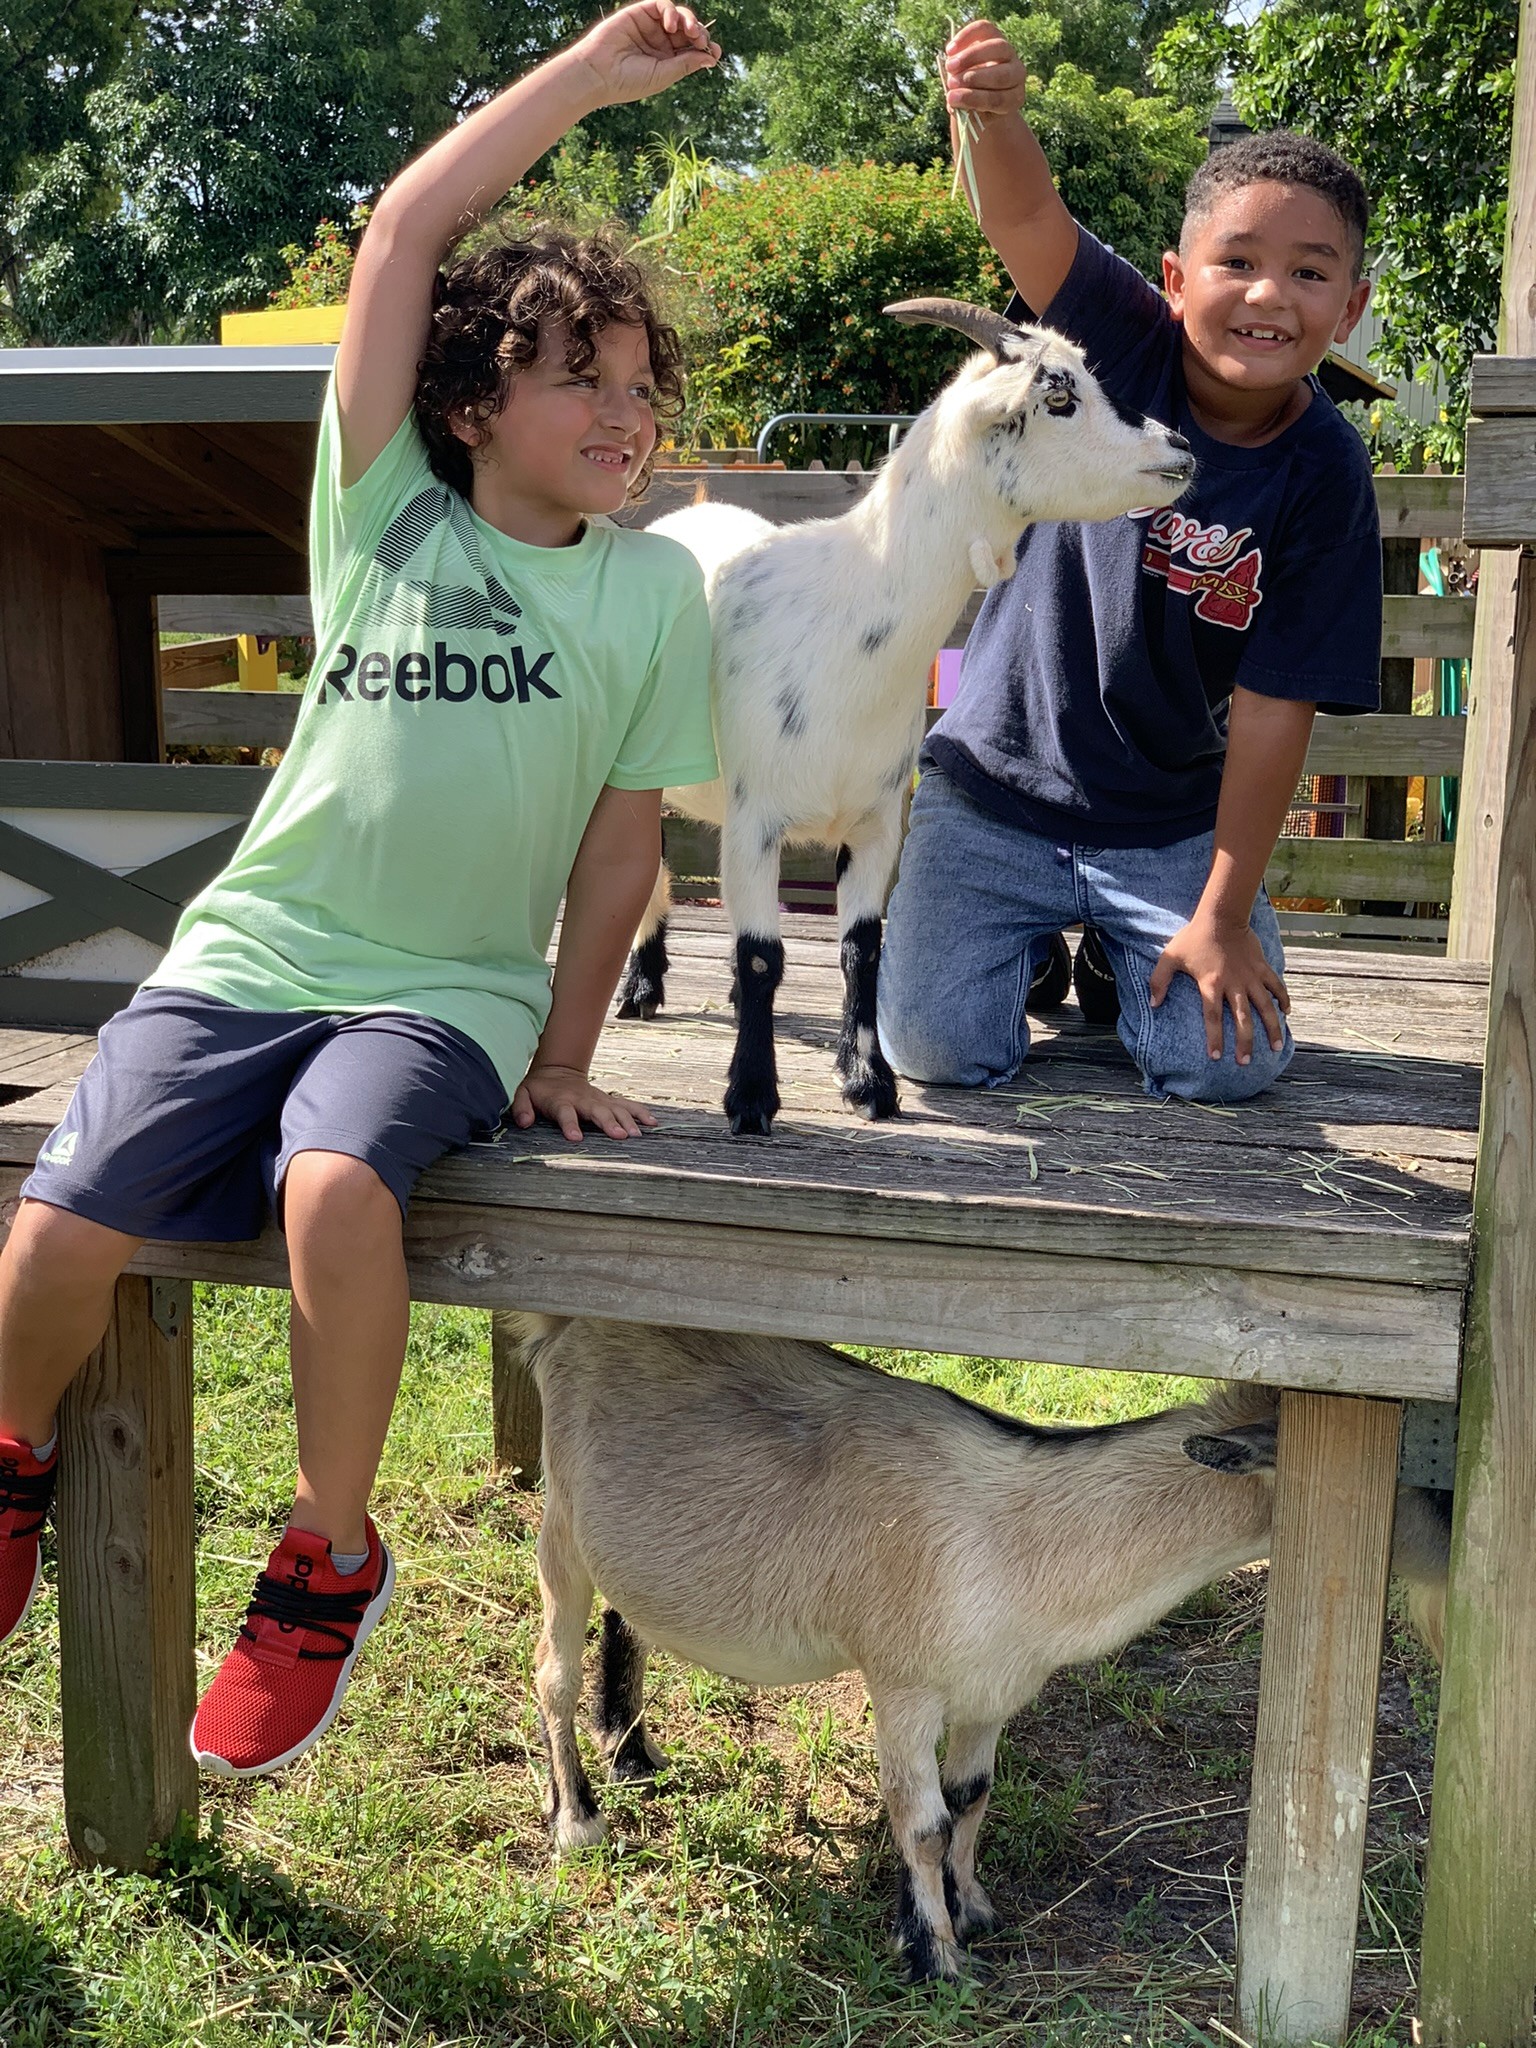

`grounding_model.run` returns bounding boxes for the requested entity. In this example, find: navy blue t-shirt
[927,227,1383,848]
